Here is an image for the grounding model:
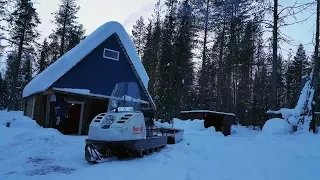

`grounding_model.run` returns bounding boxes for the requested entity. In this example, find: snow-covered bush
[267,70,315,133]
[0,110,40,129]
[154,118,221,135]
